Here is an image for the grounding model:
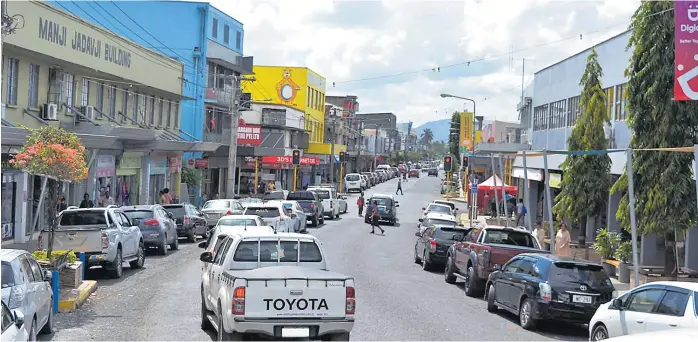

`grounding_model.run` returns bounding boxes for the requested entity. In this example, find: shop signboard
[96,155,115,177]
[119,156,140,169]
[237,124,262,146]
[167,157,182,173]
[184,158,196,169]
[261,156,320,165]
[150,157,167,175]
[674,1,698,100]
[195,158,209,169]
